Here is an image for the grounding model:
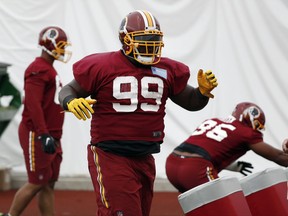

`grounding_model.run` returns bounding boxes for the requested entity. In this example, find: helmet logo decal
[42,28,59,42]
[244,106,264,131]
[48,29,57,39]
[249,107,260,118]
